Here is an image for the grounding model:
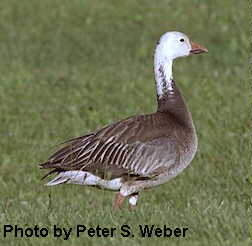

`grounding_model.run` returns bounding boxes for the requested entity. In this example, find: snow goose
[39,31,208,210]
